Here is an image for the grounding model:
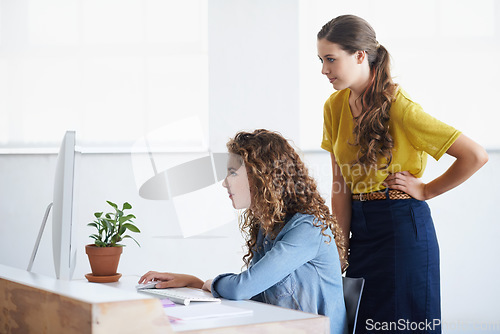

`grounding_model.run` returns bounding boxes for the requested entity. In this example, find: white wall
[208,0,300,151]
